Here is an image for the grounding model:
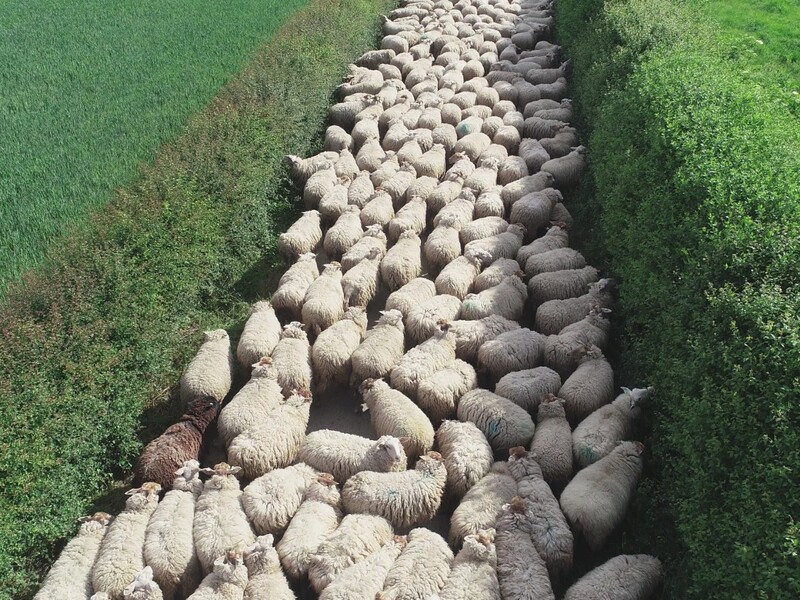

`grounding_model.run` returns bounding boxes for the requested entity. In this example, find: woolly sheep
[453,132,491,161]
[460,274,527,321]
[388,196,427,242]
[472,258,520,292]
[341,225,387,271]
[179,330,234,403]
[285,153,338,184]
[449,314,520,363]
[434,249,487,299]
[573,387,655,468]
[477,327,546,381]
[299,432,406,483]
[278,210,322,262]
[307,514,394,593]
[560,442,645,551]
[535,77,569,101]
[347,171,375,208]
[531,397,574,490]
[439,532,500,600]
[542,325,600,379]
[269,322,312,396]
[424,219,463,272]
[271,254,319,320]
[33,512,112,600]
[350,309,406,384]
[241,463,317,536]
[417,359,478,422]
[528,266,600,307]
[563,554,664,600]
[463,223,526,267]
[446,153,476,181]
[236,301,281,370]
[123,567,162,600]
[325,126,354,153]
[390,322,457,398]
[432,187,475,227]
[459,216,509,245]
[318,537,406,600]
[216,360,281,447]
[449,462,517,547]
[381,230,422,291]
[382,164,419,207]
[516,224,569,268]
[341,248,382,307]
[404,175,439,205]
[193,464,254,574]
[404,294,463,345]
[242,537,295,600]
[185,551,248,600]
[303,167,338,210]
[473,186,505,218]
[559,306,613,348]
[384,277,436,317]
[463,156,501,192]
[356,138,388,172]
[509,188,562,237]
[92,483,162,600]
[318,178,352,223]
[517,137,551,173]
[329,95,380,130]
[377,528,453,600]
[534,278,615,335]
[435,420,493,499]
[432,122,458,152]
[525,247,586,277]
[311,307,368,392]
[500,171,554,206]
[550,201,574,228]
[559,344,615,425]
[541,146,586,189]
[457,388,535,451]
[412,143,447,178]
[494,366,561,414]
[539,126,580,159]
